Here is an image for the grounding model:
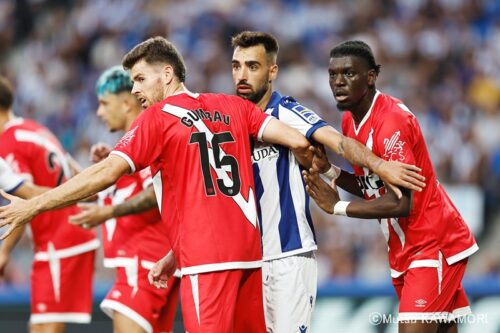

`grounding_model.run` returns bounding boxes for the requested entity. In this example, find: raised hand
[302,169,339,214]
[0,191,35,240]
[69,203,113,229]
